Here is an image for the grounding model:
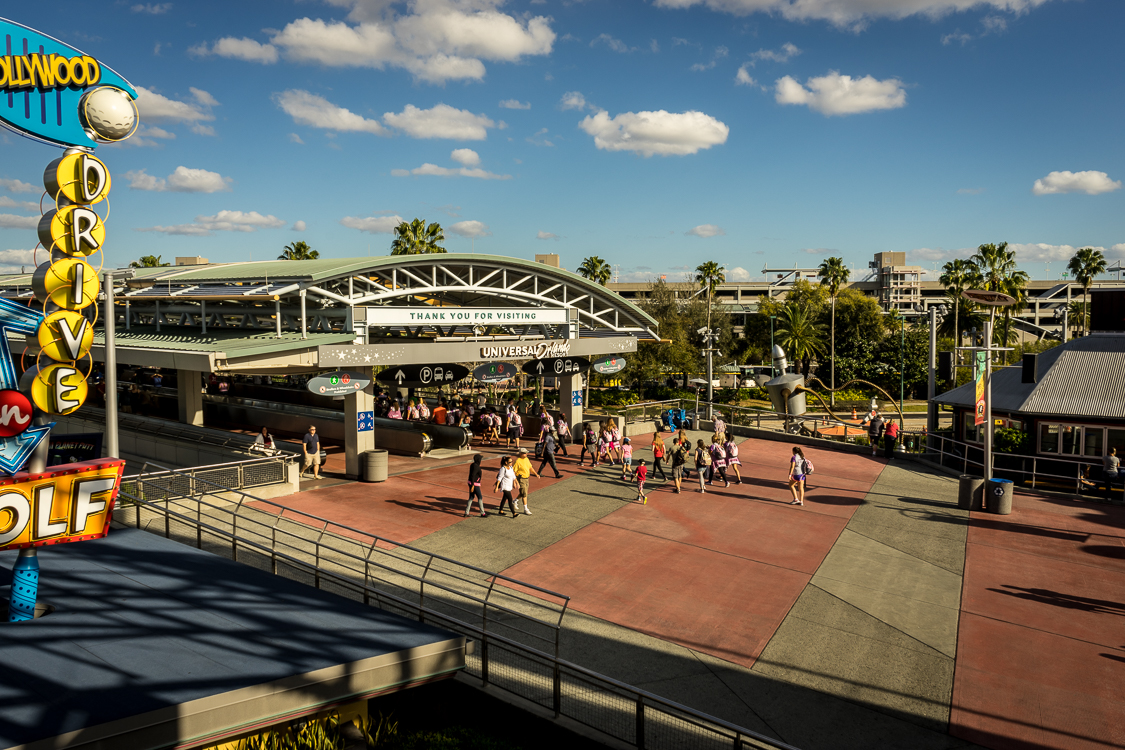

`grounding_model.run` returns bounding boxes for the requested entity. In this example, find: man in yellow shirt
[512,447,540,515]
